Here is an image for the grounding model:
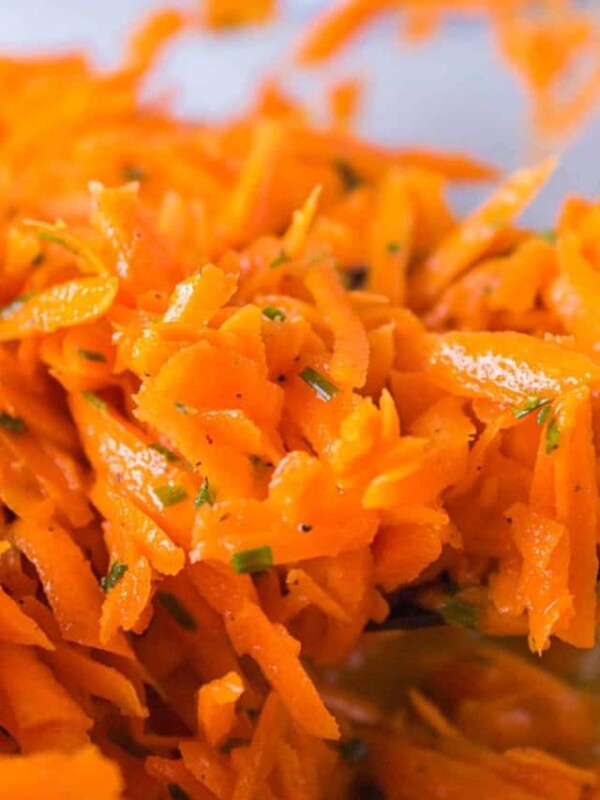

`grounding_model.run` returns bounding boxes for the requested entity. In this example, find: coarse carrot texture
[0,745,124,800]
[1,3,600,799]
